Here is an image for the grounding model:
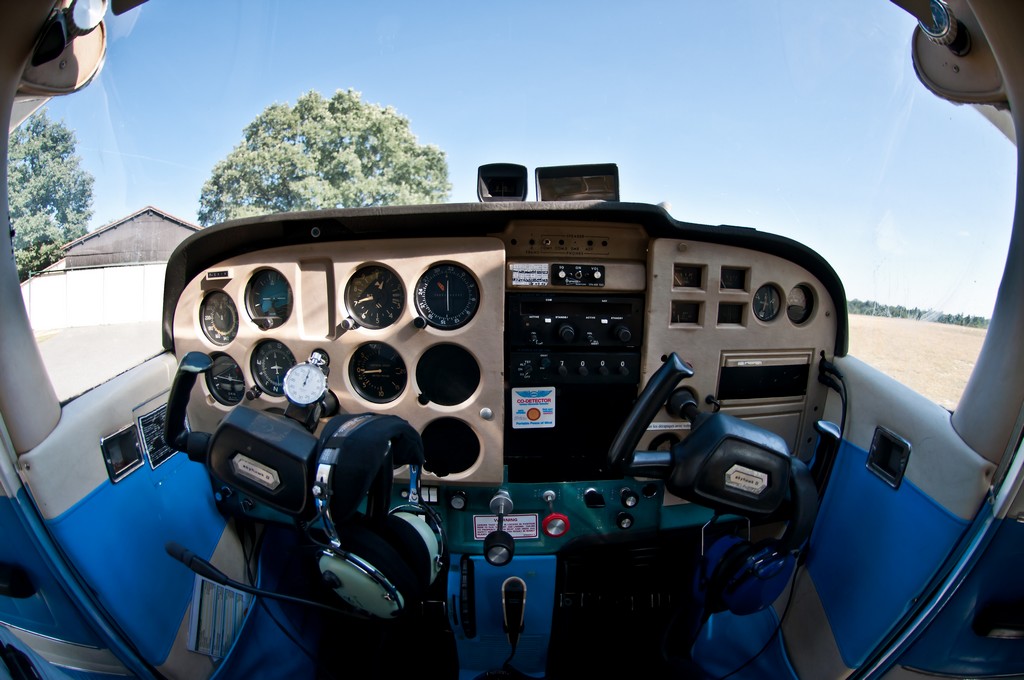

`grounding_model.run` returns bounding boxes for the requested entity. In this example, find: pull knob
[484,529,515,567]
